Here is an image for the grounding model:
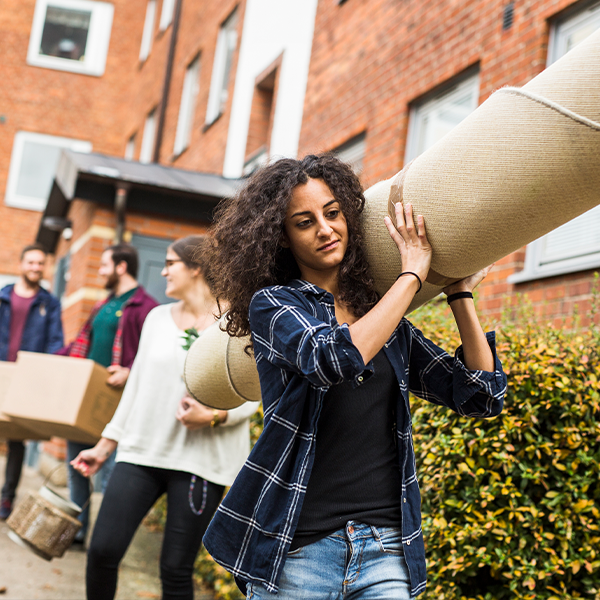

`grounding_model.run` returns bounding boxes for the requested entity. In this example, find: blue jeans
[247,522,411,600]
[67,440,116,541]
